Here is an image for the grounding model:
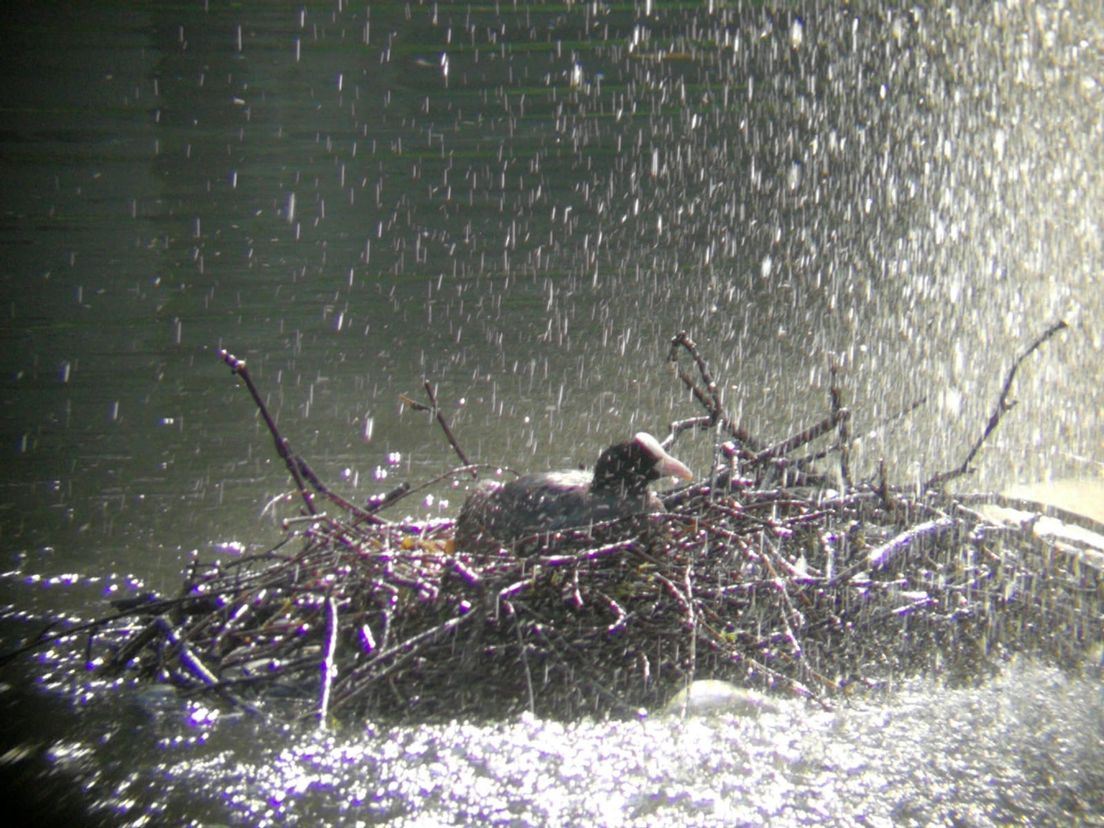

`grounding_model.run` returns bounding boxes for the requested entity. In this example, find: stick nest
[68,326,1104,722]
